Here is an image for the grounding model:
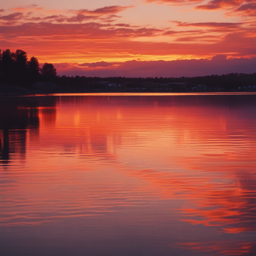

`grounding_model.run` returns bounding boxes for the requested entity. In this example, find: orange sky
[1,1,256,76]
